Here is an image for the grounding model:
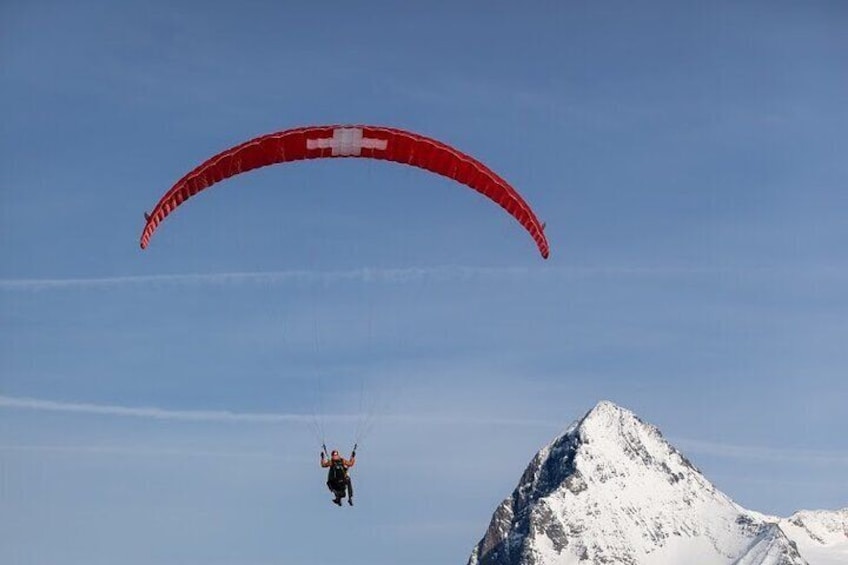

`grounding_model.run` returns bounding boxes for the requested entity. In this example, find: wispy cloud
[0,395,328,423]
[3,265,842,292]
[0,395,557,429]
[4,395,846,467]
[674,437,848,467]
[0,267,527,291]
[0,443,298,460]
